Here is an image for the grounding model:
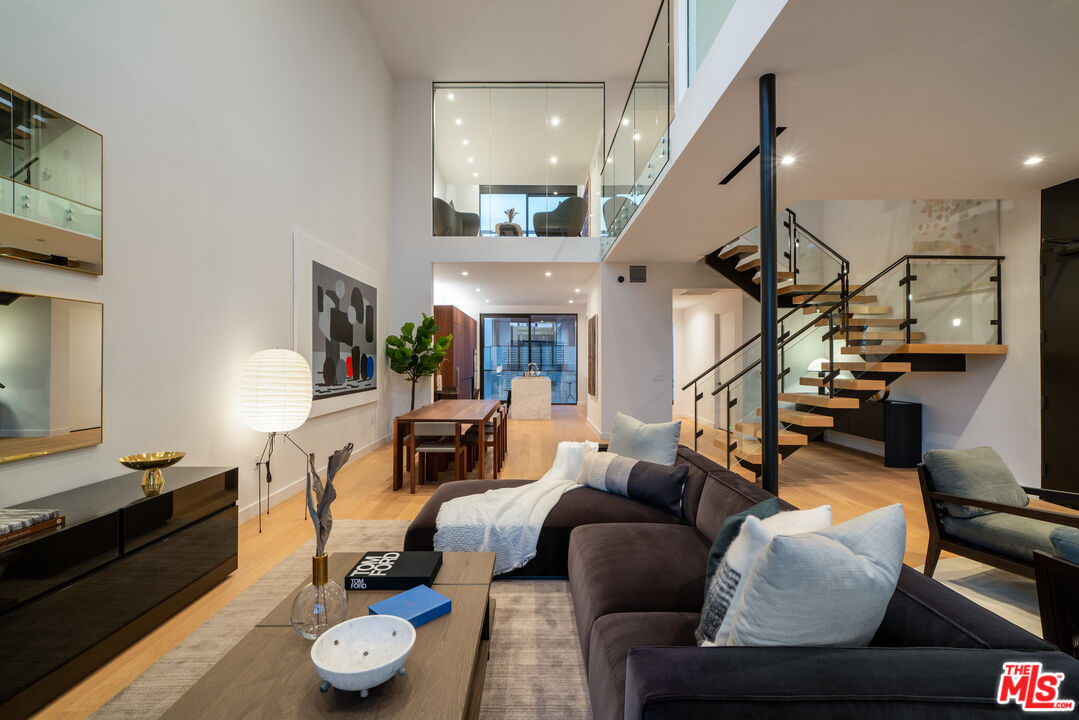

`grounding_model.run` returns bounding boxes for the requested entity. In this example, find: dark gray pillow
[705,498,783,593]
[923,447,1028,518]
[575,450,688,516]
